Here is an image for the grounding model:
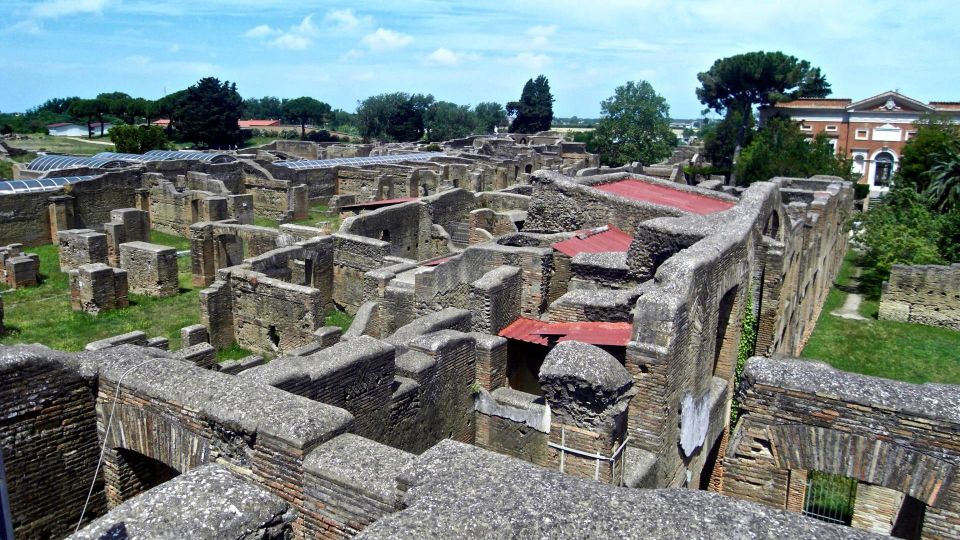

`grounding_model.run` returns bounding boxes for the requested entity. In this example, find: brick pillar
[786,469,808,513]
[851,482,905,535]
[540,341,636,485]
[472,333,507,391]
[47,195,75,240]
[134,188,151,230]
